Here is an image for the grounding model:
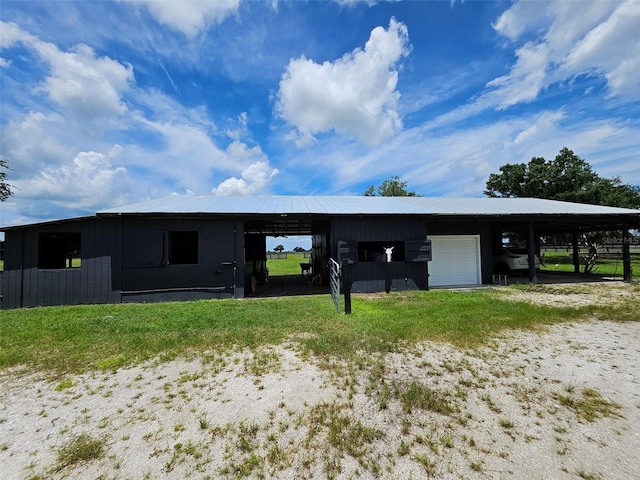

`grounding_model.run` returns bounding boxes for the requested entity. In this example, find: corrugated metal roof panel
[98,195,426,215]
[97,195,640,216]
[402,196,640,215]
